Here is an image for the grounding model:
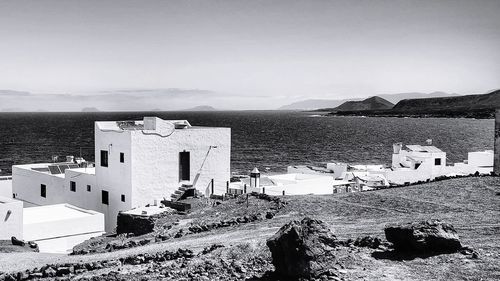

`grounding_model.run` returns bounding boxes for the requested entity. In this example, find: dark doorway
[179,151,190,181]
